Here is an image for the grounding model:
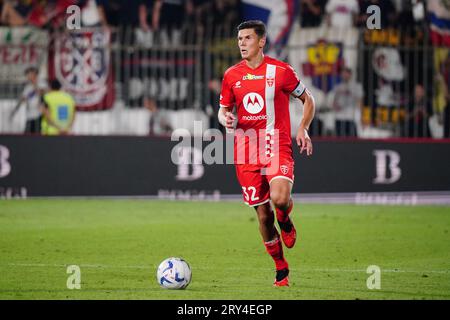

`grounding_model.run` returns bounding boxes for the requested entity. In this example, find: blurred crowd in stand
[0,0,242,43]
[0,1,427,33]
[0,0,448,139]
